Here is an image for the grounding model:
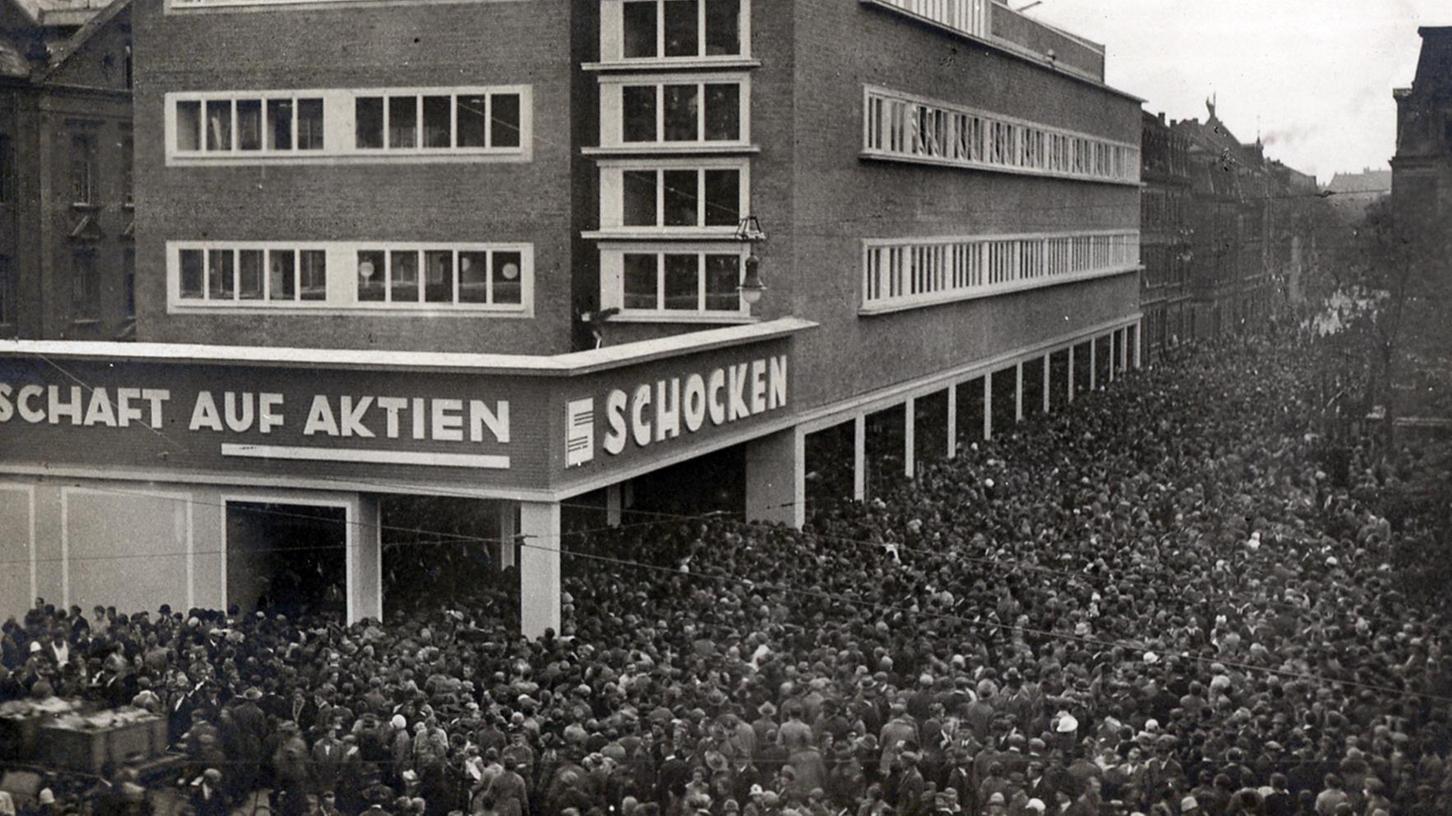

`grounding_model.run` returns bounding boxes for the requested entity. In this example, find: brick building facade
[1,0,1144,634]
[1392,26,1452,251]
[1139,111,1191,360]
